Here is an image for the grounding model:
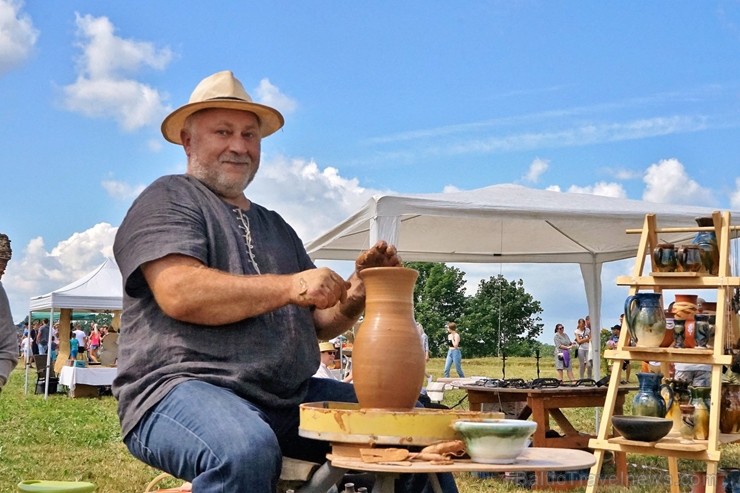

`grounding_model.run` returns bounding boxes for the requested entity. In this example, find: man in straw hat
[0,233,19,391]
[113,72,453,492]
